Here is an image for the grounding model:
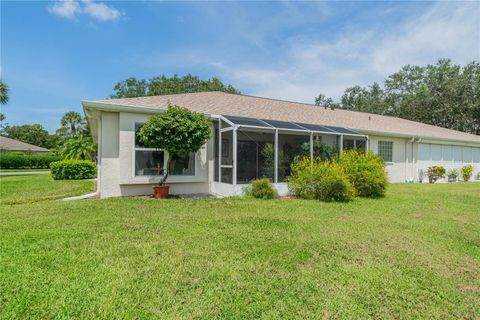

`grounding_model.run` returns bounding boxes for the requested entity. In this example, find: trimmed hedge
[50,160,96,180]
[289,157,356,202]
[339,150,388,198]
[0,153,61,169]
